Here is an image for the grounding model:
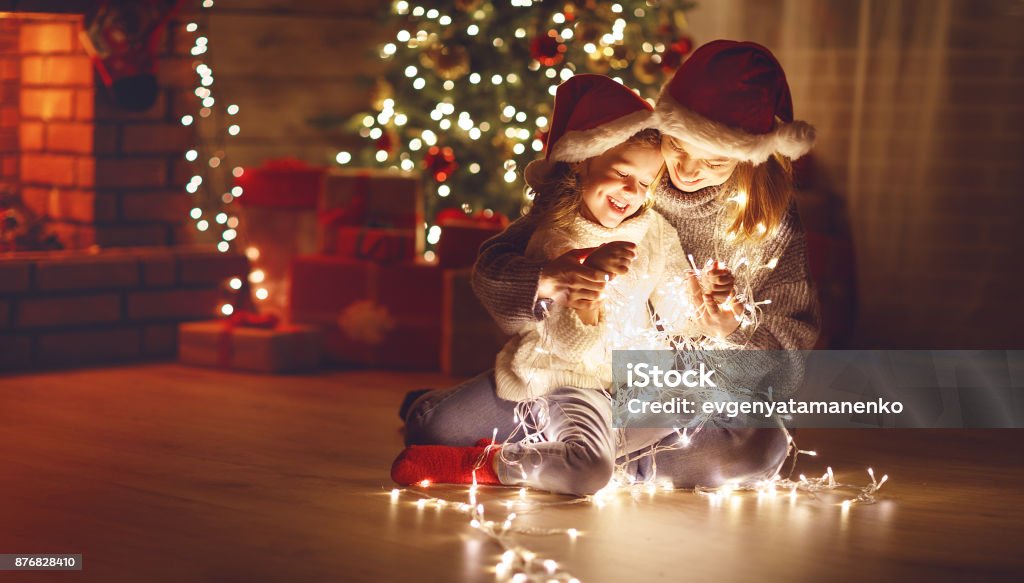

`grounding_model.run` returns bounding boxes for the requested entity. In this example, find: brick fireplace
[1,11,195,249]
[1,9,249,372]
